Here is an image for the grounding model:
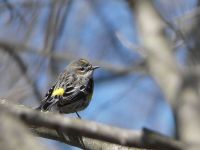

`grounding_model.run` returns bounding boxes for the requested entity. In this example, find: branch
[133,0,182,107]
[0,107,45,150]
[0,99,184,150]
[31,127,144,150]
[175,1,200,148]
